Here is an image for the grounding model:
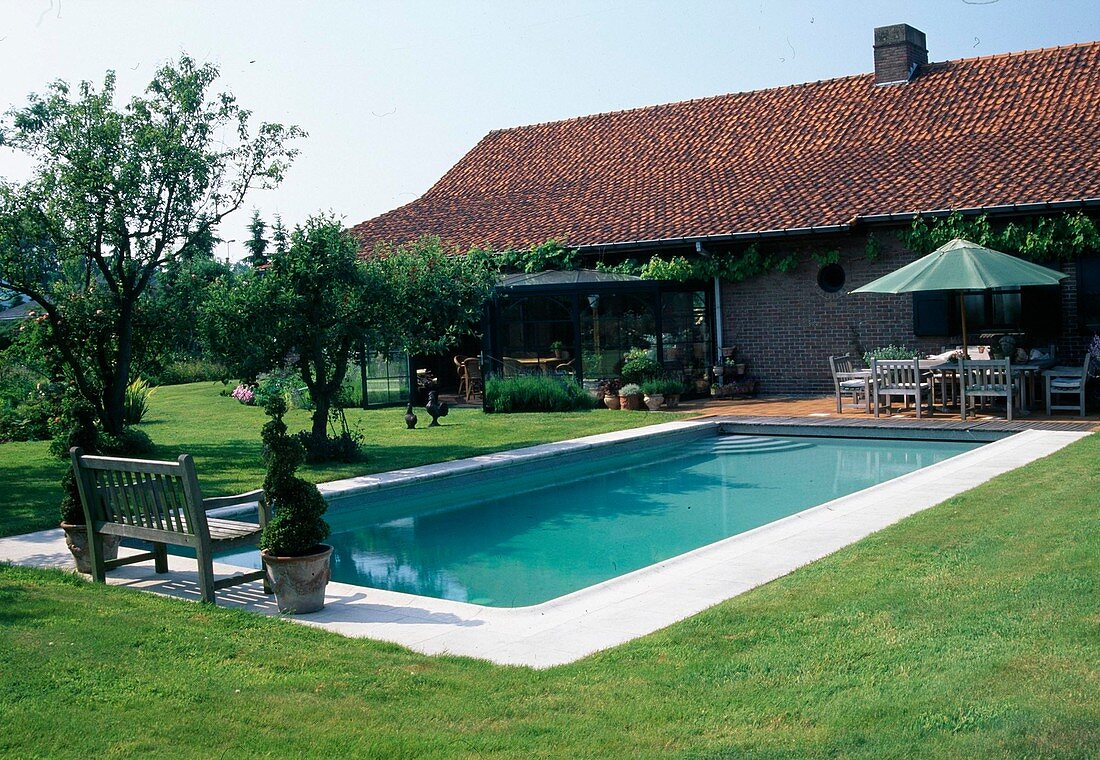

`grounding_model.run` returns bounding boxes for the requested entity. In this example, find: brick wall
[719,231,1080,396]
